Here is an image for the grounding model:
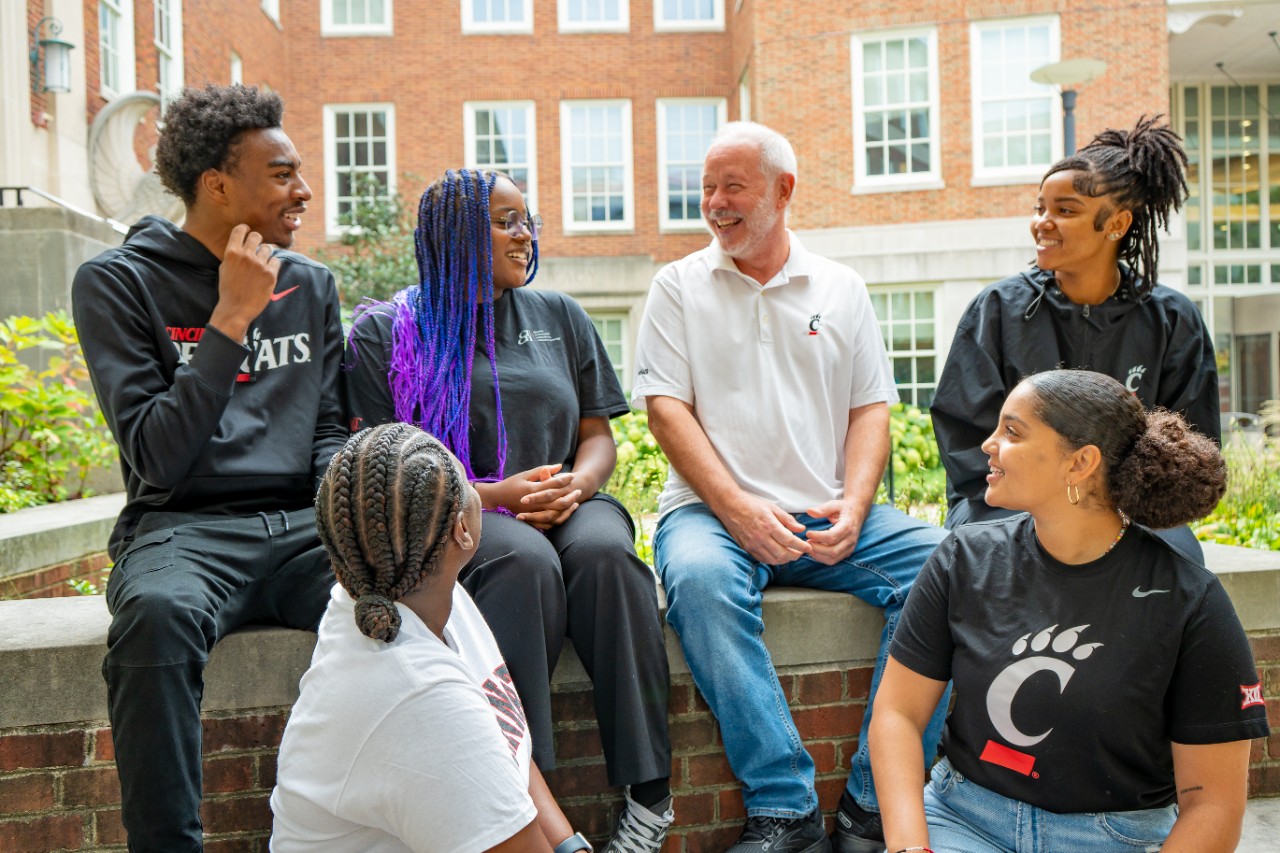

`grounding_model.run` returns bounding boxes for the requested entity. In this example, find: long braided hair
[1042,115,1188,295]
[384,169,539,480]
[315,423,468,643]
